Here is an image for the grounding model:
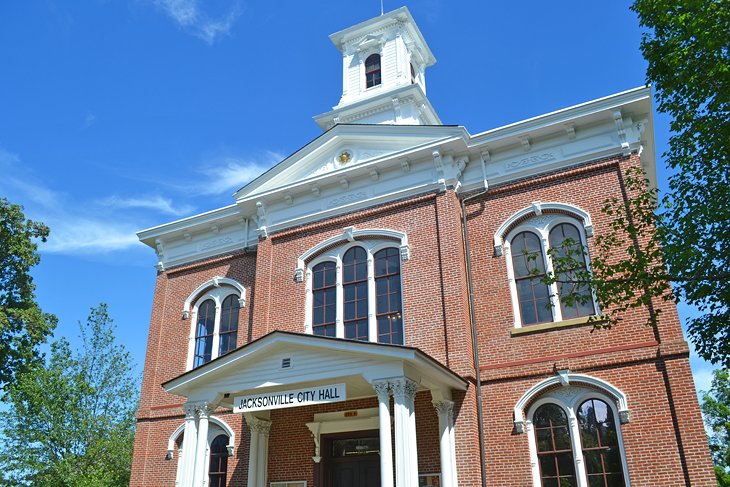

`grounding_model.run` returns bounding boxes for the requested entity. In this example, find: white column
[245,415,260,487]
[180,403,198,487]
[256,420,271,487]
[433,400,455,487]
[449,406,458,487]
[193,402,214,487]
[245,414,272,487]
[392,377,419,487]
[374,380,394,487]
